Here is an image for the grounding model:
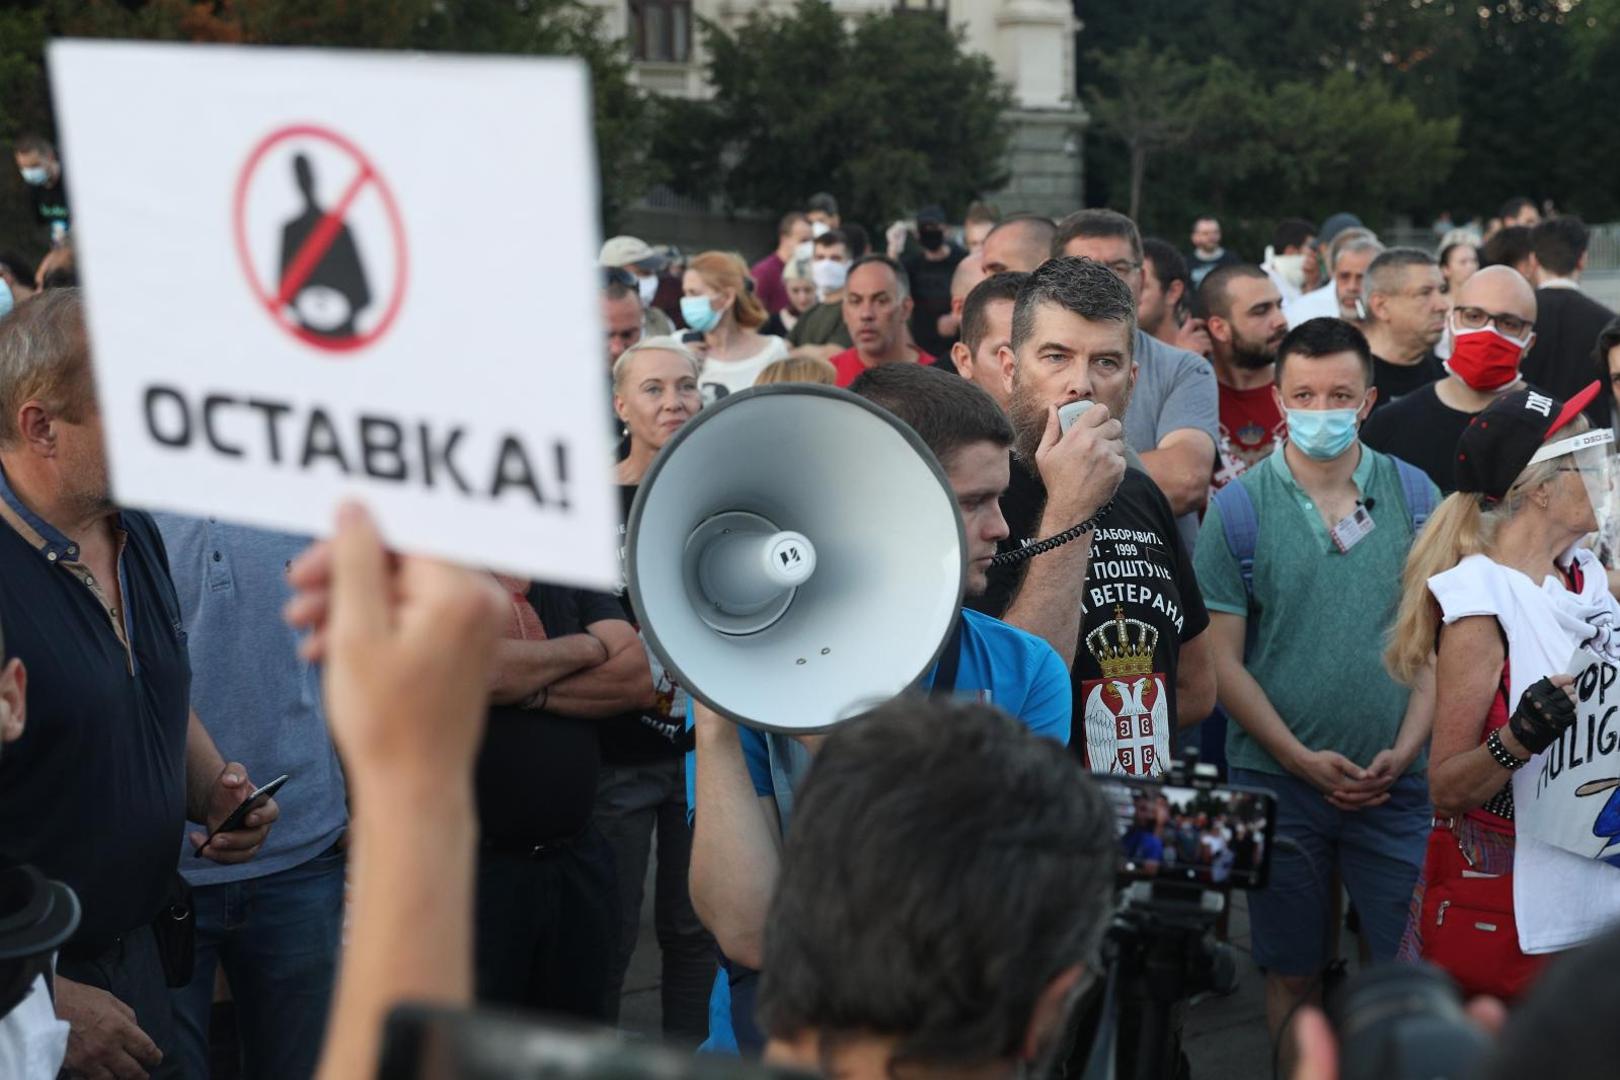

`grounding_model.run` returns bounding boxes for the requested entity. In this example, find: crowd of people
[8,118,1620,1080]
[1117,788,1269,887]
